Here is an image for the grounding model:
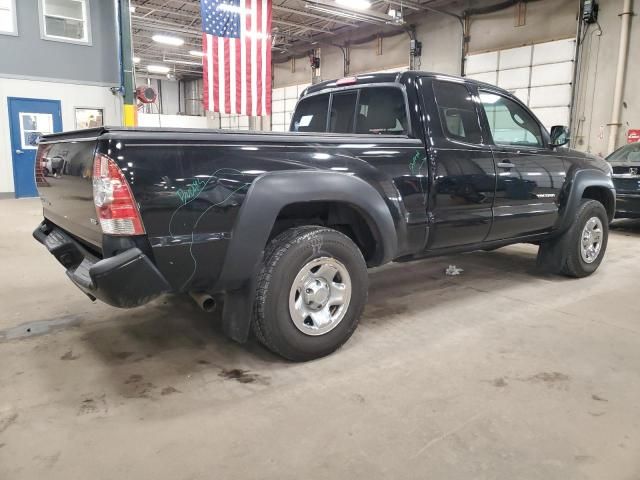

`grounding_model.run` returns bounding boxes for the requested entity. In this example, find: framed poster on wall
[75,107,103,129]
